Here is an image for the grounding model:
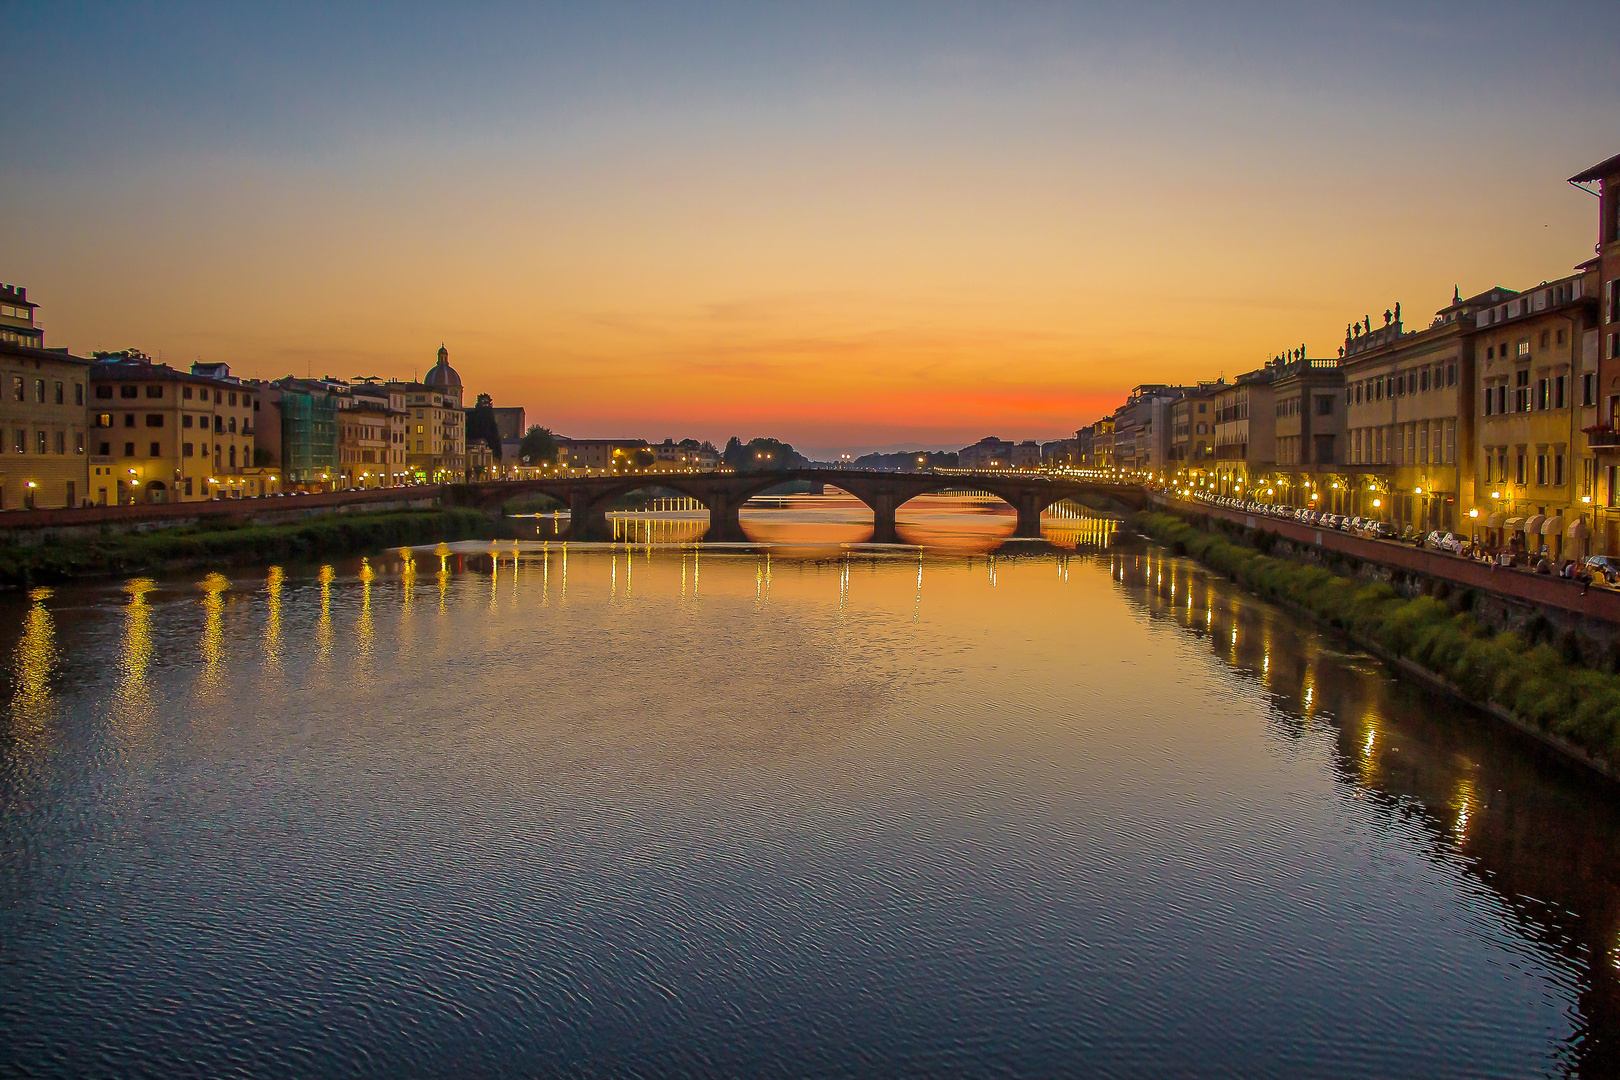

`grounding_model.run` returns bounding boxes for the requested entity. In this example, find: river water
[4,494,1620,1078]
